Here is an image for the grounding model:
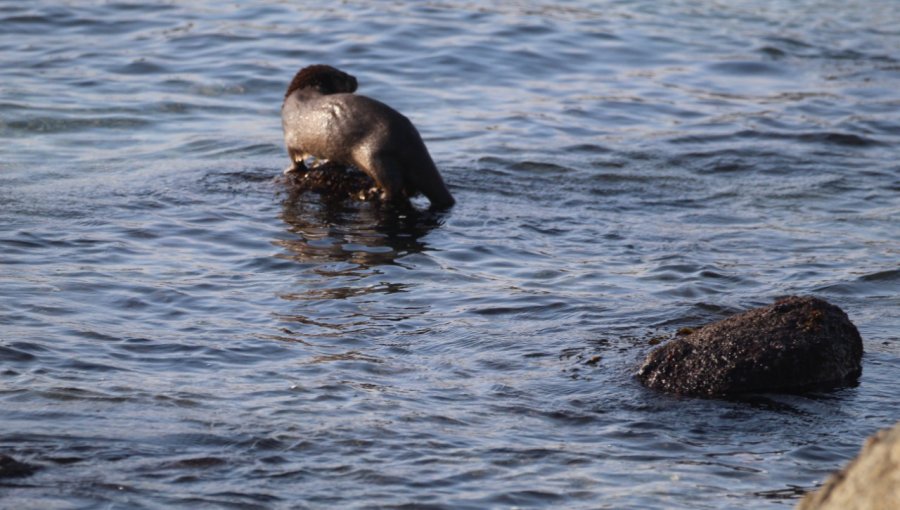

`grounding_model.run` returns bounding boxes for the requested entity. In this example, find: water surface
[1,1,899,508]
